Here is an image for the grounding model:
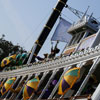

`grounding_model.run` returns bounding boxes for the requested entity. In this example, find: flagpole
[27,0,68,64]
[54,40,59,49]
[50,17,72,56]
